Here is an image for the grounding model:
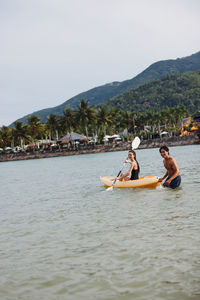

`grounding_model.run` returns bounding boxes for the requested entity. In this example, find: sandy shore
[0,135,199,162]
